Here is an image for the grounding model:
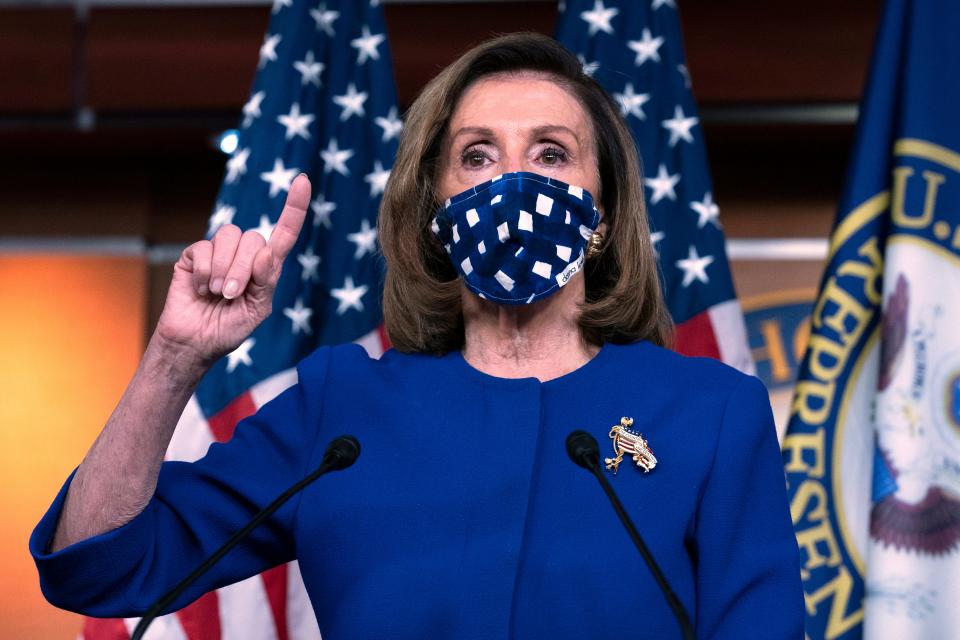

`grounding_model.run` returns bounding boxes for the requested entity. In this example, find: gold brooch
[605,417,657,474]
